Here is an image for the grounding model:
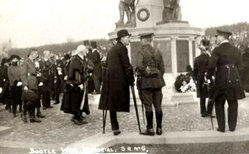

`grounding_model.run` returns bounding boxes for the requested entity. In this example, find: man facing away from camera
[136,33,165,136]
[99,29,134,136]
[207,30,245,132]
